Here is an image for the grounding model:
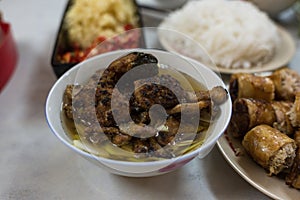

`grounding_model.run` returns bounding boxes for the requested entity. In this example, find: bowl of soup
[45,49,232,177]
